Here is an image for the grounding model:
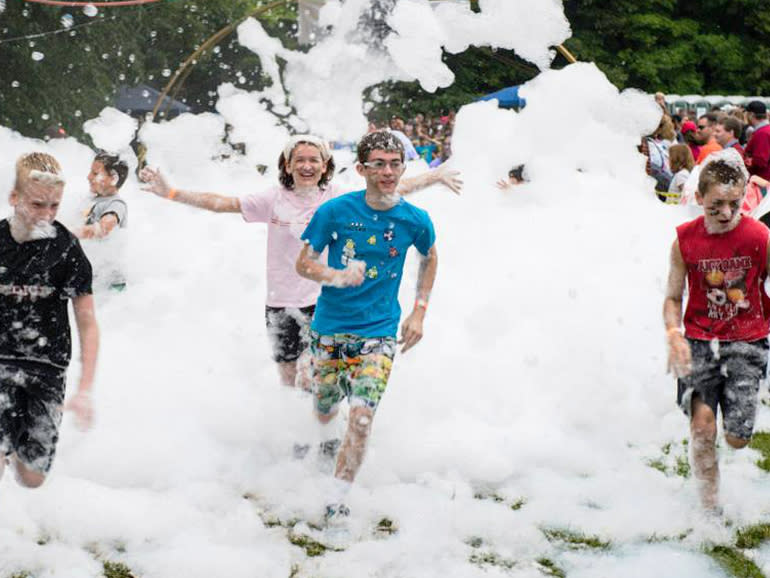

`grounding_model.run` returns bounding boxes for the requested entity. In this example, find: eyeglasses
[362,160,405,172]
